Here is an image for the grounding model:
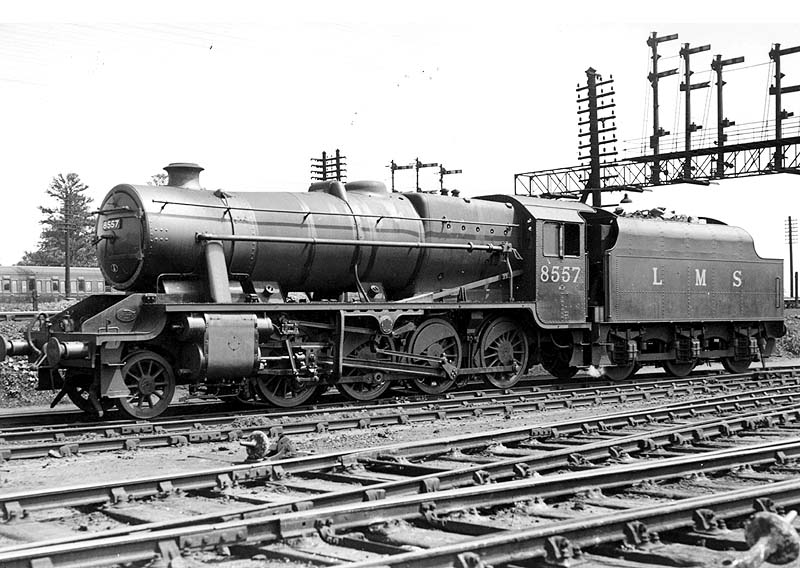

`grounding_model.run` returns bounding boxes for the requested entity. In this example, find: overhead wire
[698,69,713,147]
[640,49,652,156]
[673,65,682,152]
[641,47,657,155]
[761,54,774,140]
